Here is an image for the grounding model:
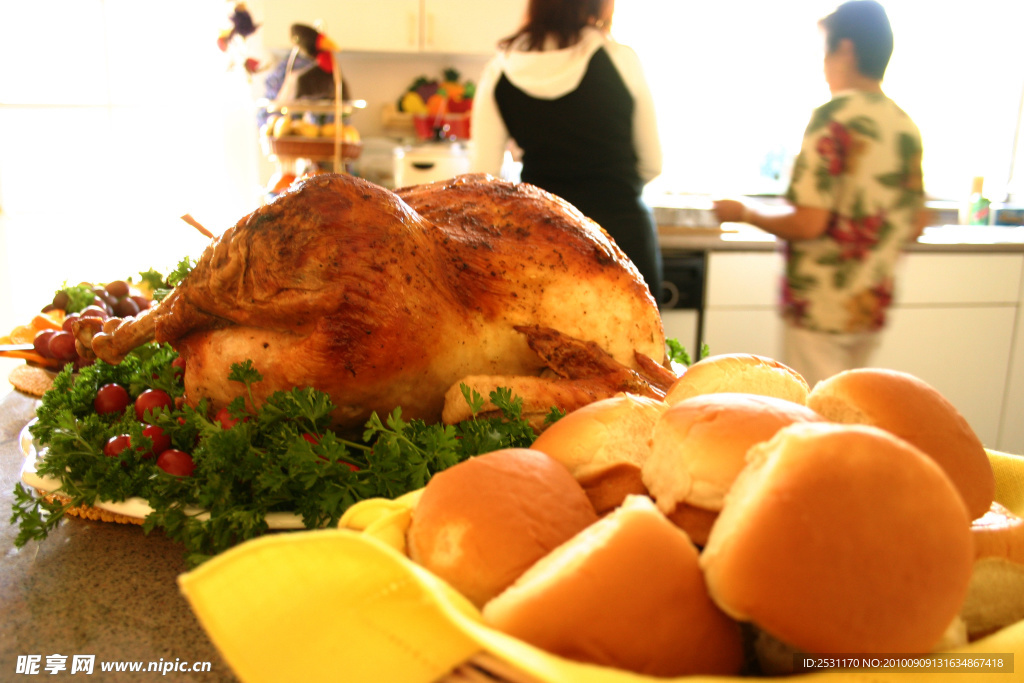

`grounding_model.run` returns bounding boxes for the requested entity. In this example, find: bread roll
[663,503,719,549]
[700,422,974,654]
[407,448,598,608]
[531,393,668,514]
[971,501,1024,564]
[483,495,744,677]
[665,353,809,406]
[643,393,824,528]
[961,502,1024,638]
[806,368,994,520]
